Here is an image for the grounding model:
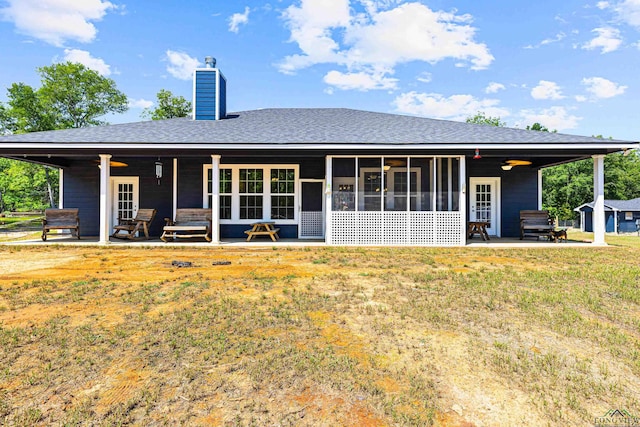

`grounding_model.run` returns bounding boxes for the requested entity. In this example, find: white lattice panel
[330,211,463,246]
[300,211,324,238]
